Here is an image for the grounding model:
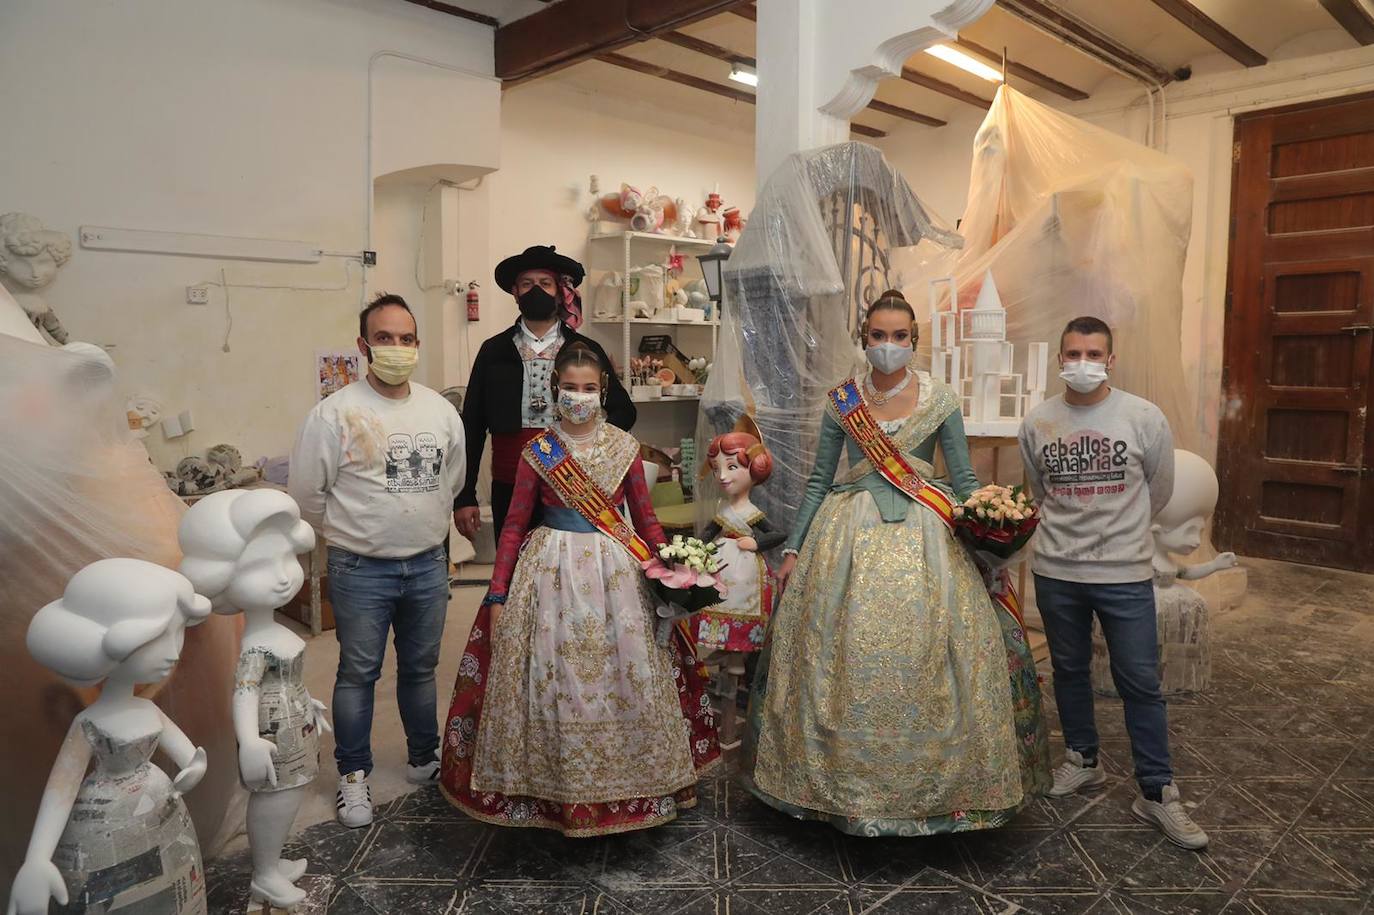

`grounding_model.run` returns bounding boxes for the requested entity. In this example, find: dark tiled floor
[208,559,1374,913]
